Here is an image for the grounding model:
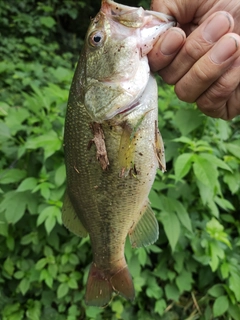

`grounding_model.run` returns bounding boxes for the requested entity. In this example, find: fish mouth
[101,0,176,57]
